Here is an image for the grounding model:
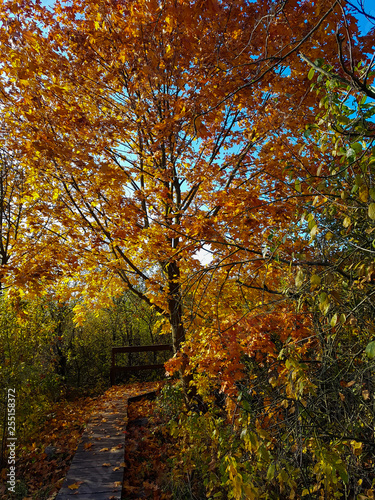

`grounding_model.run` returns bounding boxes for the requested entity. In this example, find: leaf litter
[1,381,168,500]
